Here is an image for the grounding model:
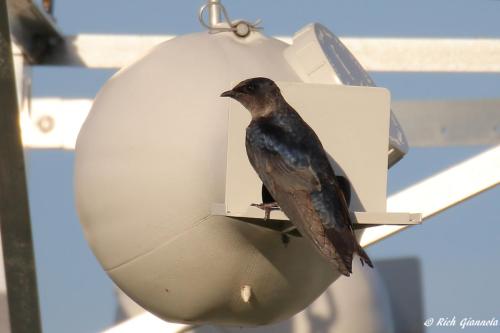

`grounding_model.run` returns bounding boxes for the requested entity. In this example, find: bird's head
[220,77,283,118]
